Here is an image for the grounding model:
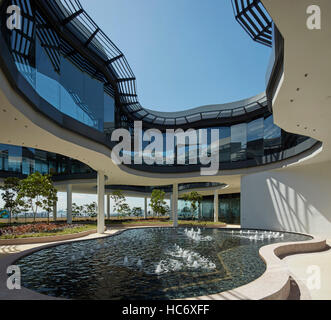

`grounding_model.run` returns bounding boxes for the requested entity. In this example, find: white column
[172,183,178,227]
[144,197,148,219]
[214,190,219,223]
[97,172,105,234]
[107,194,111,220]
[66,184,72,224]
[169,195,173,221]
[53,201,57,222]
